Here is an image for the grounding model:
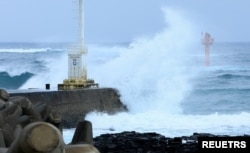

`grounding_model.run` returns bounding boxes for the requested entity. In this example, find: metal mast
[79,0,84,47]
